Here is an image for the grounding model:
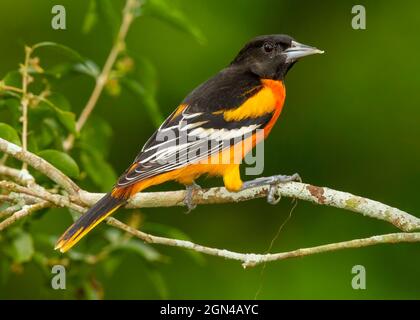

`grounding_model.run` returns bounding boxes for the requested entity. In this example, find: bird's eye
[263,42,274,53]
